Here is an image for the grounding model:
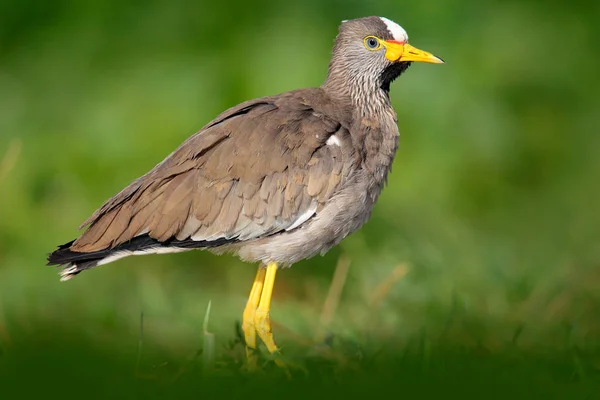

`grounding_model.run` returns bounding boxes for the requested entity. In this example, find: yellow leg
[242,262,288,373]
[242,266,266,368]
[254,262,288,371]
